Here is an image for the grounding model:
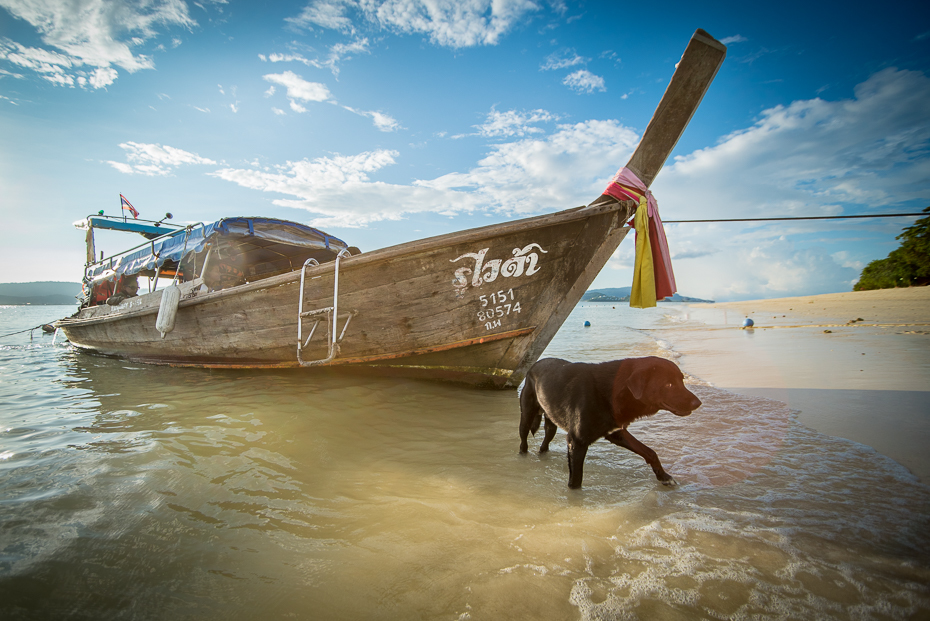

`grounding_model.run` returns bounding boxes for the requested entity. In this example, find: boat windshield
[80,217,352,305]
